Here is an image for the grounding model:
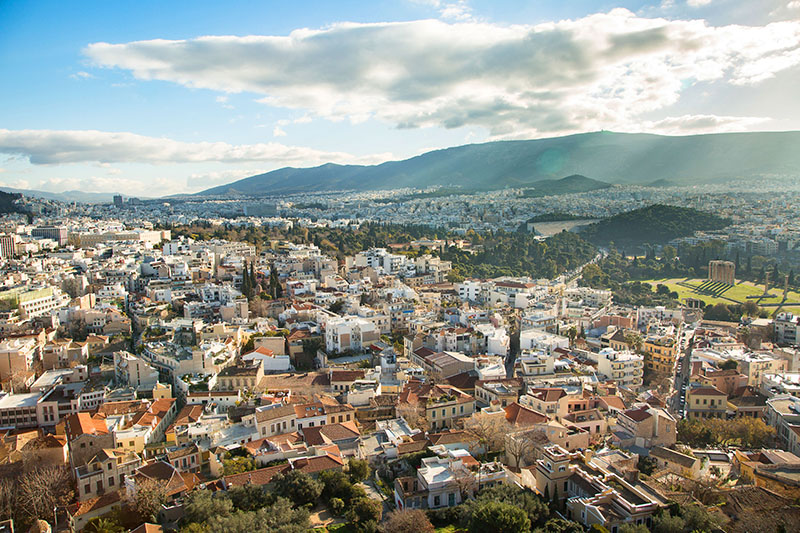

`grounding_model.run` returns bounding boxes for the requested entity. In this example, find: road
[505,251,605,377]
[670,329,694,415]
